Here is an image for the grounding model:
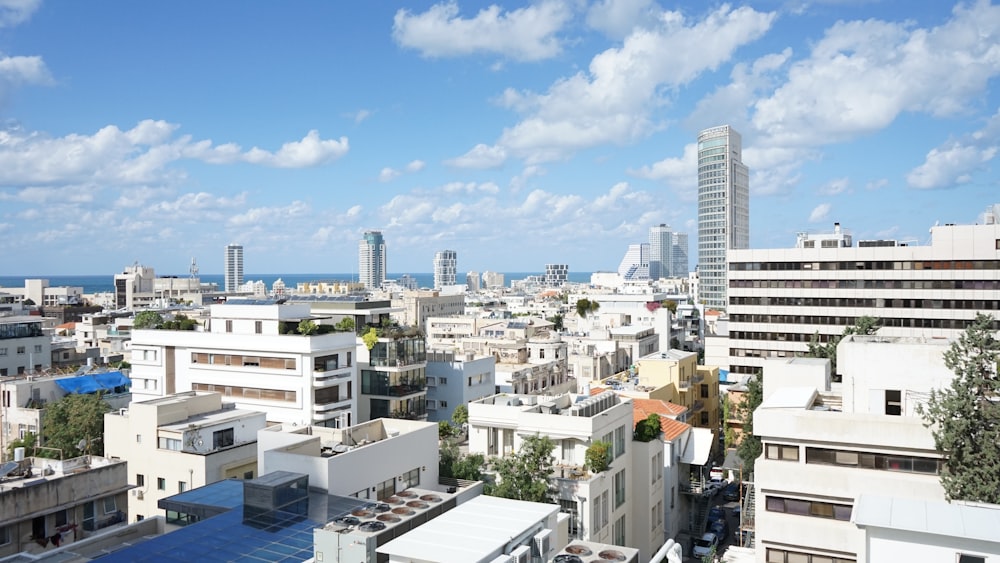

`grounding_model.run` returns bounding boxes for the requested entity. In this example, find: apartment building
[0,454,131,558]
[425,316,506,350]
[726,220,1000,376]
[635,350,720,435]
[467,391,666,560]
[113,263,156,311]
[104,391,265,522]
[356,329,428,422]
[425,349,495,423]
[753,336,956,563]
[391,290,465,331]
[129,301,358,427]
[0,316,50,377]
